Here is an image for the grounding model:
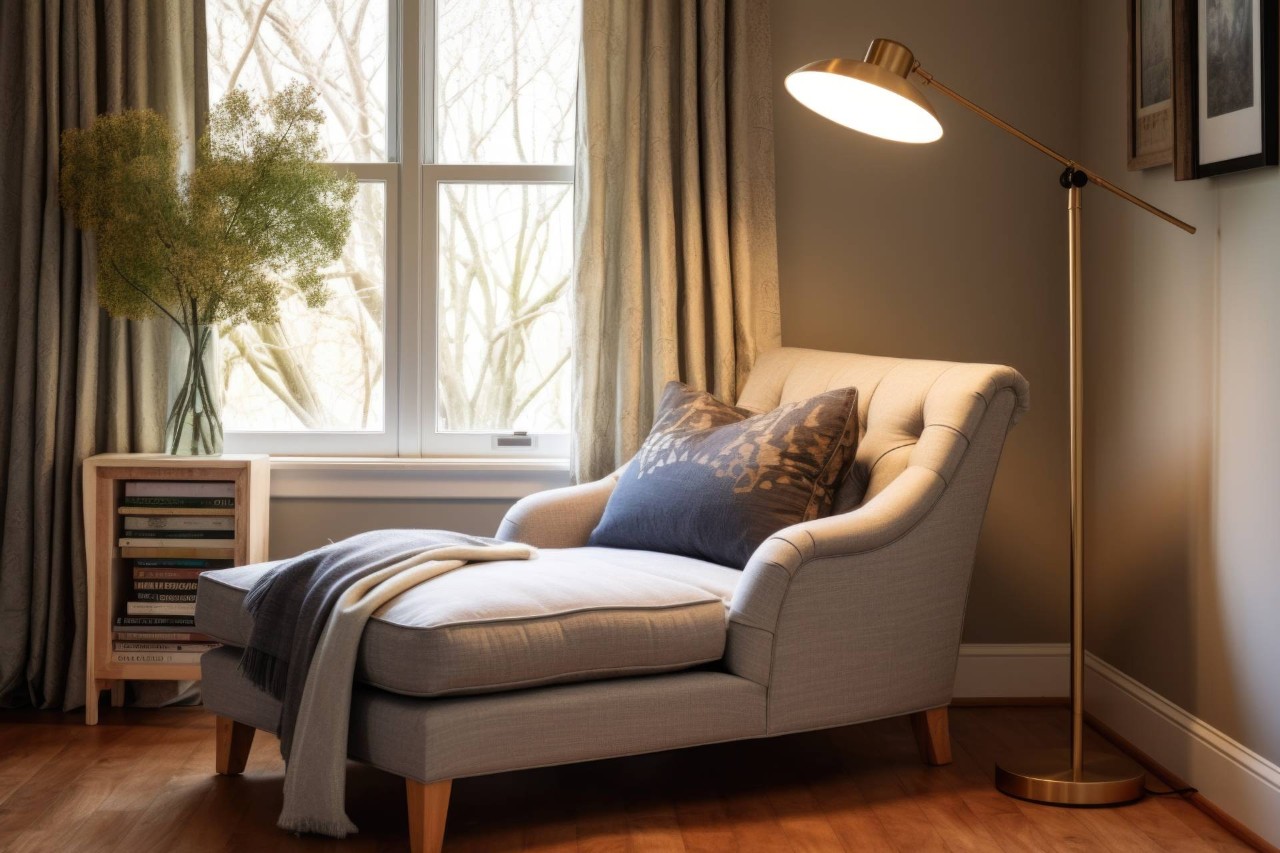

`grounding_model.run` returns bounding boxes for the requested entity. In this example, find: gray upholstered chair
[197,347,1029,853]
